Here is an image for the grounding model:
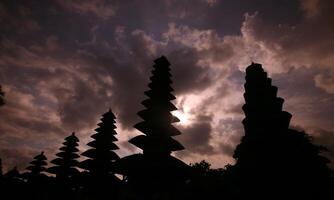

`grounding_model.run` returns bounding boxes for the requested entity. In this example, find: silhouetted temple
[48,132,80,179]
[0,60,333,200]
[115,56,190,199]
[79,110,120,181]
[79,109,121,198]
[232,63,331,199]
[80,110,120,177]
[25,152,47,179]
